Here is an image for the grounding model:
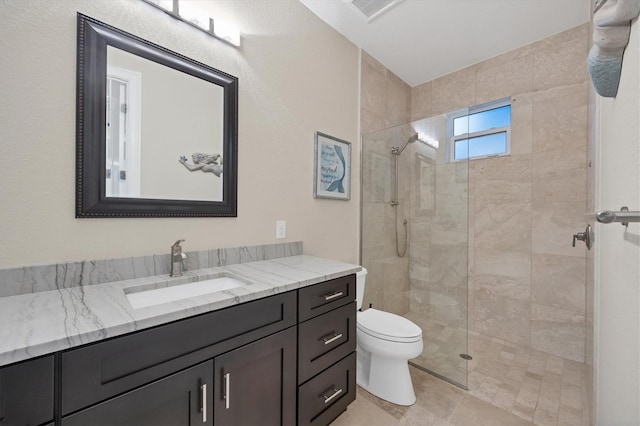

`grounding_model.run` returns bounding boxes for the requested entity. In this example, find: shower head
[392,133,419,155]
